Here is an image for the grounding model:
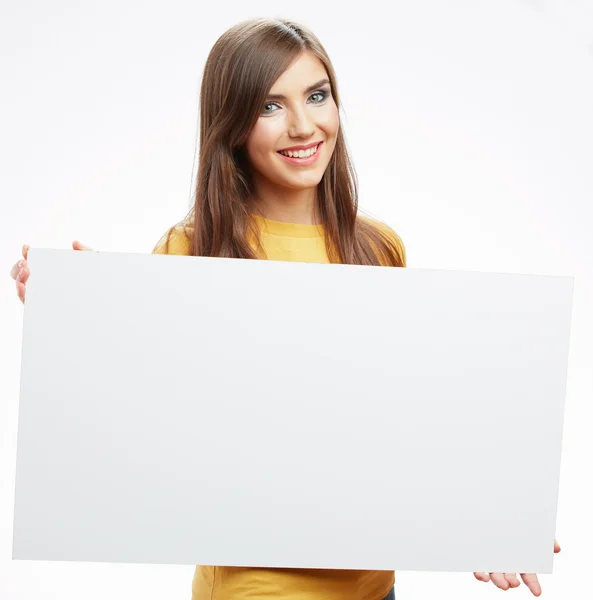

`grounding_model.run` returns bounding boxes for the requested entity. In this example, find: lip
[277,142,323,167]
[278,141,321,152]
